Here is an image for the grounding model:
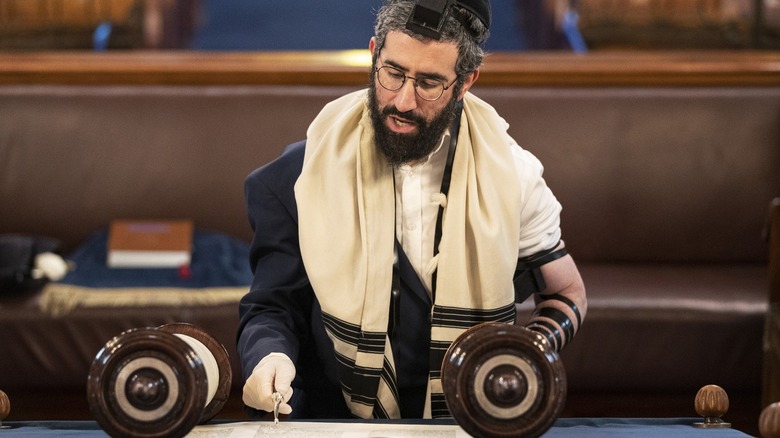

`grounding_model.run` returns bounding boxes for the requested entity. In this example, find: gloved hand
[242,352,295,414]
